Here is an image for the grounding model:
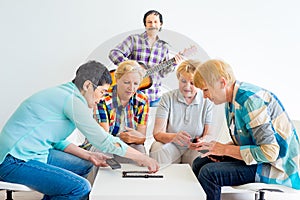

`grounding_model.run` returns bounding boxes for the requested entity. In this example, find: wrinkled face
[84,82,110,108]
[145,13,162,33]
[116,72,141,101]
[178,72,197,98]
[201,79,227,105]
